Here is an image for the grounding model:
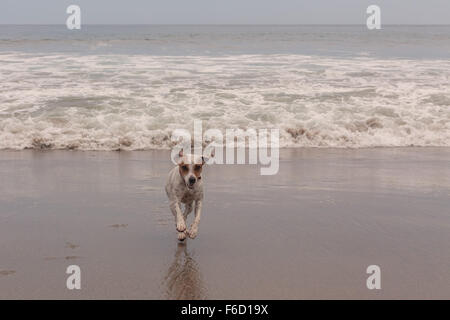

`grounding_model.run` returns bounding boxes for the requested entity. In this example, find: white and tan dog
[165,150,212,241]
